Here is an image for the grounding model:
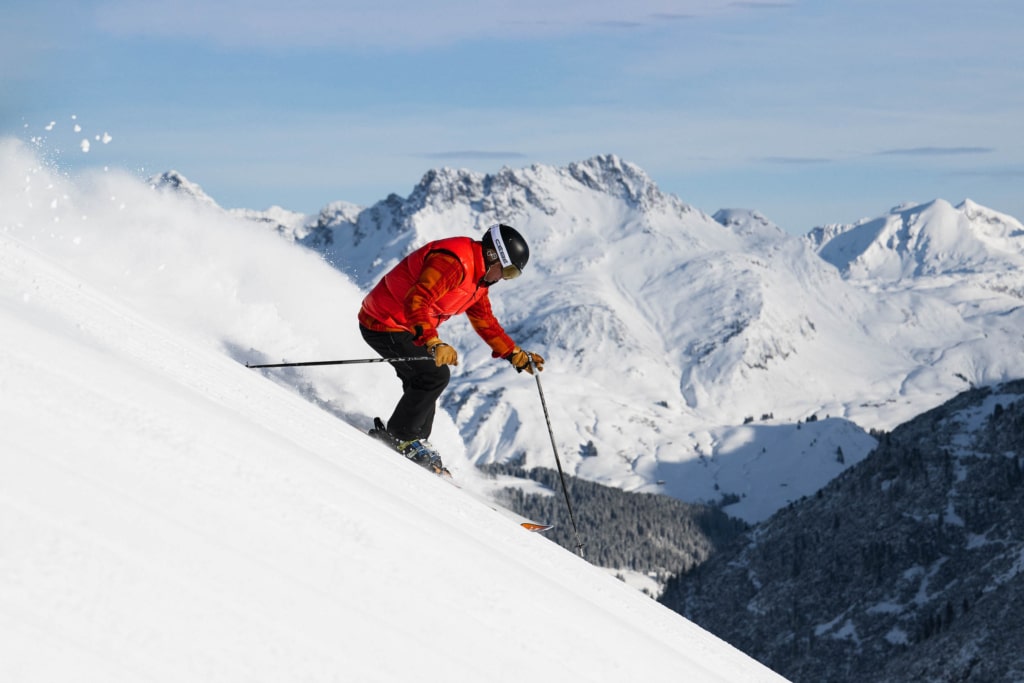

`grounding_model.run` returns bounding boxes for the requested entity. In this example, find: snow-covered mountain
[808,198,1024,284]
[150,169,221,207]
[242,154,1024,523]
[0,137,786,682]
